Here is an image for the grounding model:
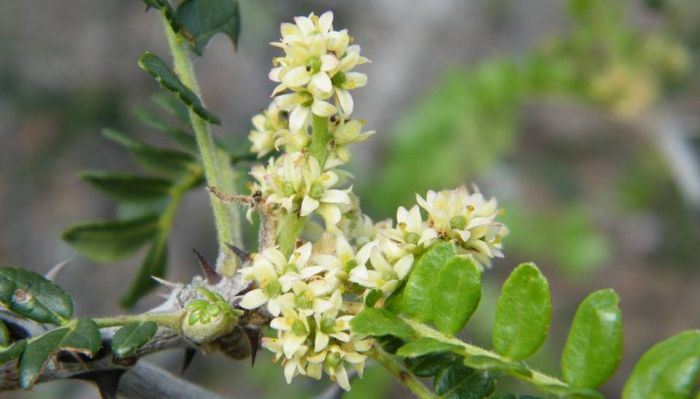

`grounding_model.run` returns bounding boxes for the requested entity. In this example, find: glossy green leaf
[176,0,241,56]
[120,237,168,308]
[432,255,481,336]
[111,321,158,358]
[396,337,461,358]
[434,362,495,399]
[403,242,456,321]
[138,52,220,124]
[80,171,173,202]
[0,321,9,348]
[62,214,160,262]
[364,288,383,308]
[0,267,73,324]
[462,355,531,378]
[142,0,181,34]
[350,308,414,339]
[103,128,197,174]
[19,318,101,388]
[622,330,700,399]
[562,289,622,388]
[0,340,26,364]
[405,351,461,377]
[492,262,551,360]
[536,384,603,399]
